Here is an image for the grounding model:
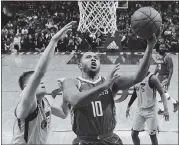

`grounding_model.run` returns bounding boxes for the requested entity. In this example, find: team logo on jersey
[99,89,109,96]
[41,120,47,129]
